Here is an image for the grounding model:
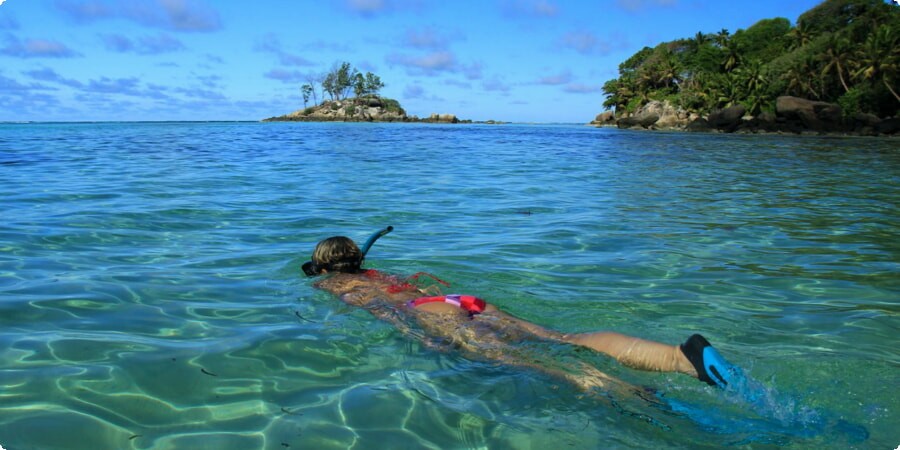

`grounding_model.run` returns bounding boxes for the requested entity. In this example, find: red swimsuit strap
[405,272,451,287]
[409,294,486,315]
[367,270,450,294]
